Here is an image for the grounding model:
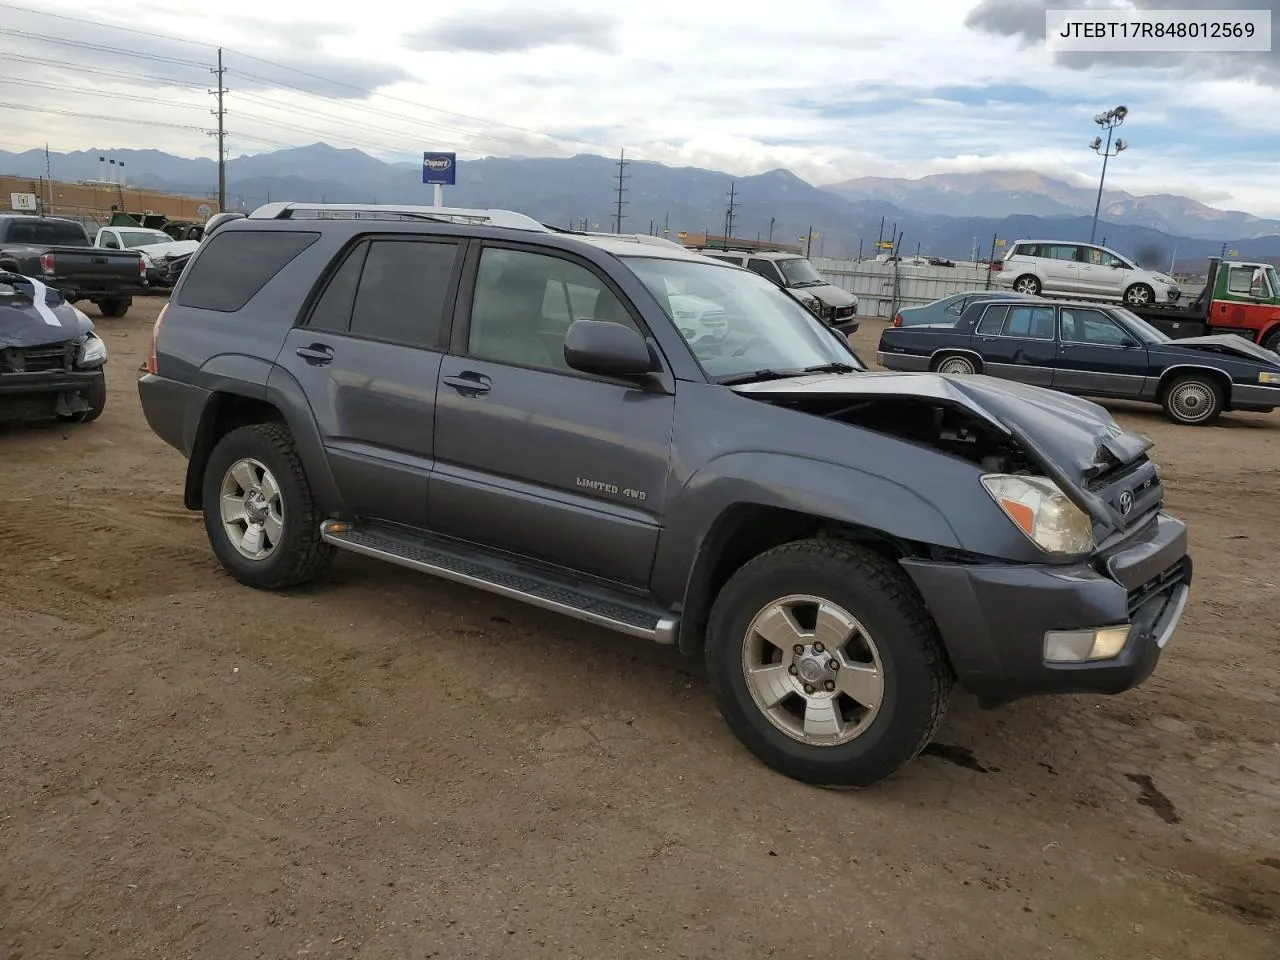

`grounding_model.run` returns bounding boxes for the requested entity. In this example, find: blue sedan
[892,289,1037,328]
[877,297,1280,426]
